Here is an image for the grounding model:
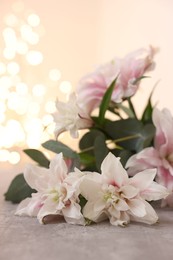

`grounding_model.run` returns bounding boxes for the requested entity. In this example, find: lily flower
[15,153,84,225]
[126,108,173,207]
[53,93,93,138]
[77,46,156,114]
[79,153,169,226]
